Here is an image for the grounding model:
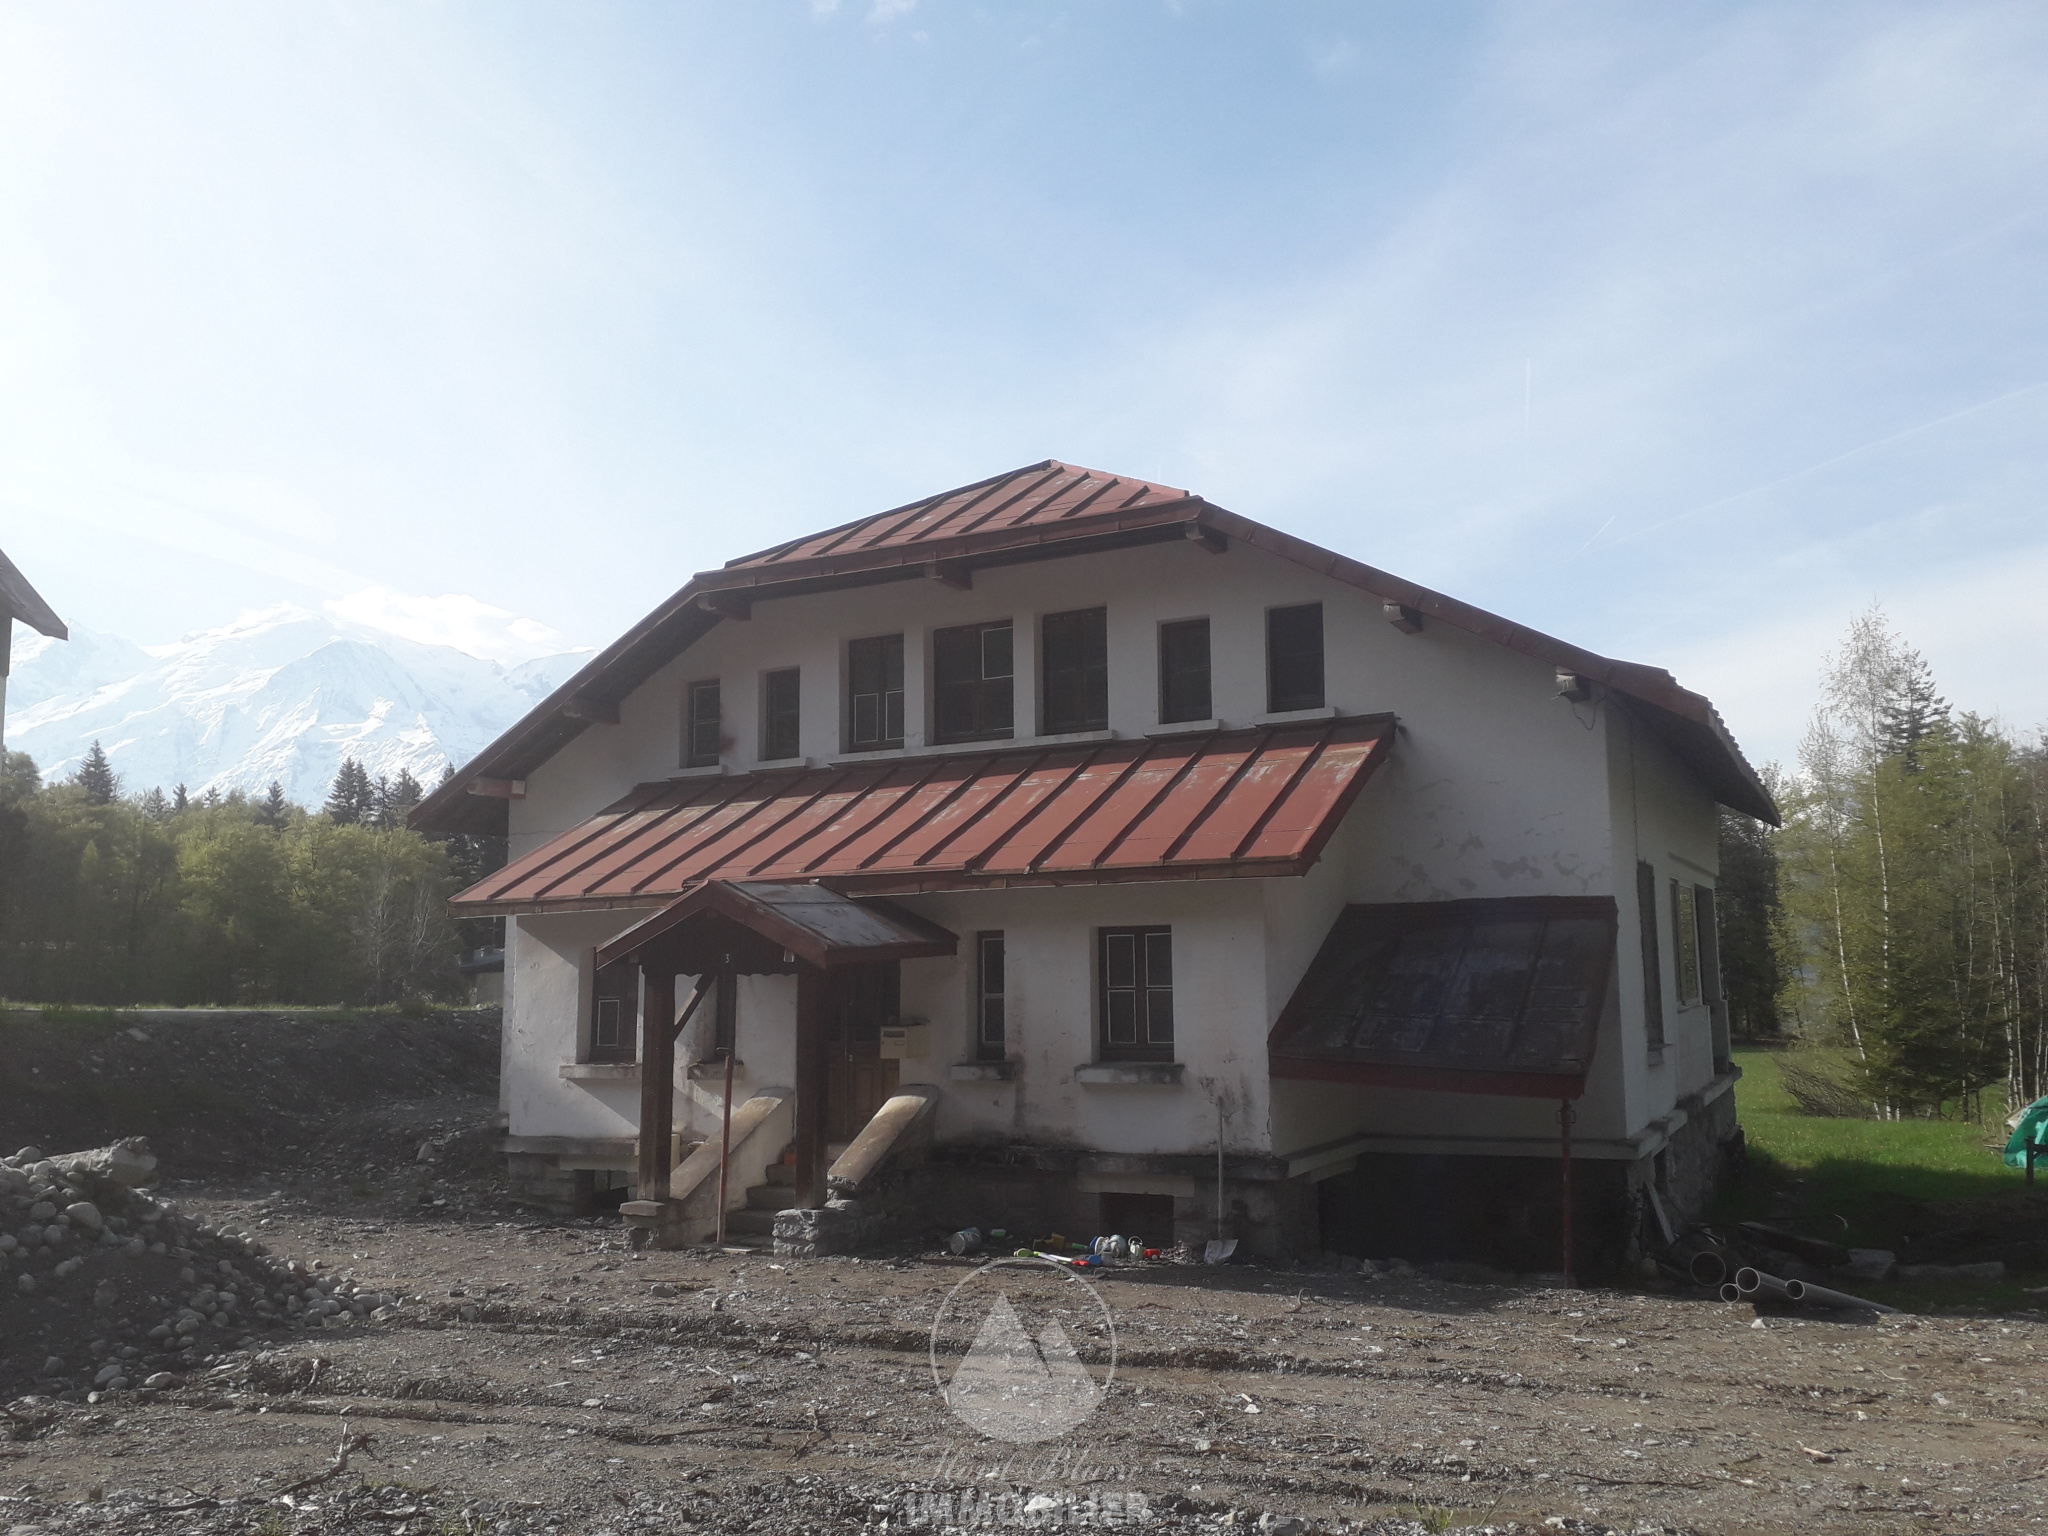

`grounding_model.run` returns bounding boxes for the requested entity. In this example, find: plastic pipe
[1734,1267,1792,1299]
[1783,1278,1901,1314]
